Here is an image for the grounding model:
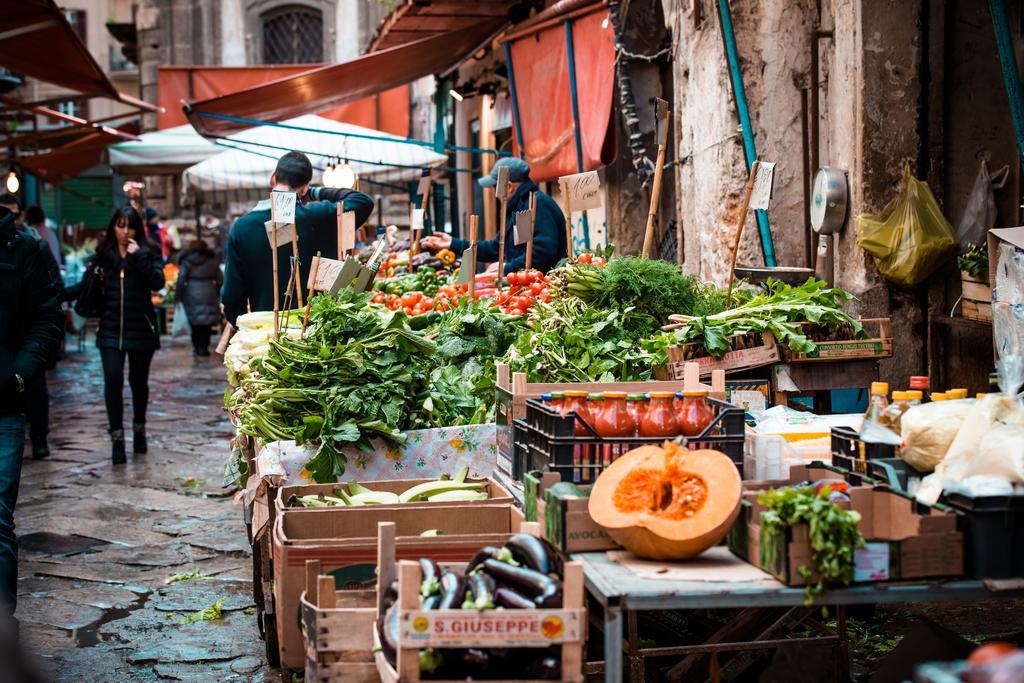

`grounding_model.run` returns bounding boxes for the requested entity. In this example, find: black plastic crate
[942,492,1024,579]
[517,397,745,483]
[830,426,897,474]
